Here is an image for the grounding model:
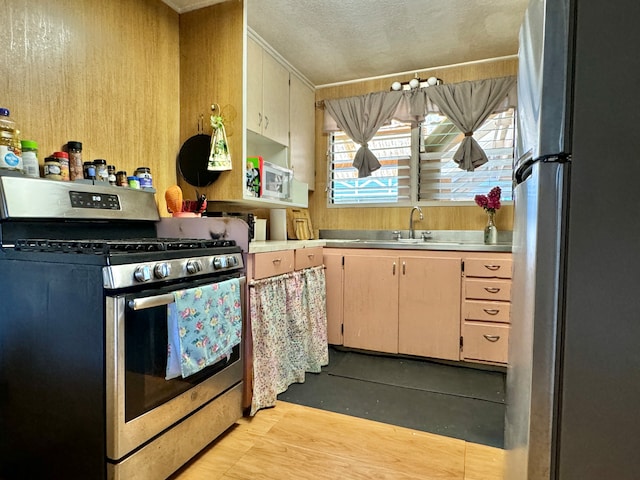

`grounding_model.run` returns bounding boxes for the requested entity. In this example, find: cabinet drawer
[251,250,294,280]
[465,257,512,279]
[294,247,323,270]
[464,300,511,323]
[465,278,511,301]
[463,321,509,364]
